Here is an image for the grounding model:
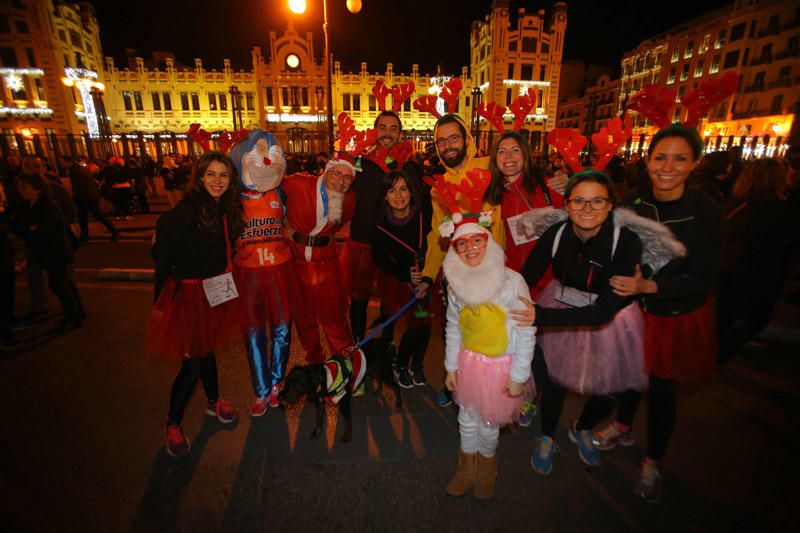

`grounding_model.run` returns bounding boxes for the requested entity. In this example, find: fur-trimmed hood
[517,206,686,274]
